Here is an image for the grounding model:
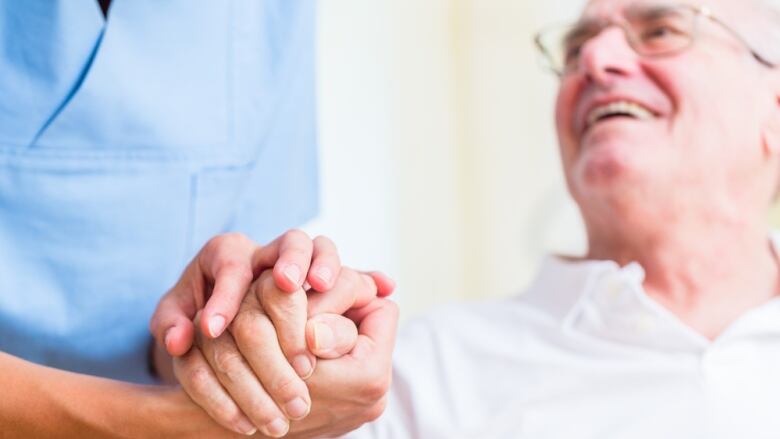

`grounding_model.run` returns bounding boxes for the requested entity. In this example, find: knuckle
[232,311,269,343]
[219,260,253,282]
[211,401,244,427]
[285,247,311,261]
[184,365,213,396]
[205,234,225,250]
[213,349,245,379]
[363,397,388,423]
[205,234,229,251]
[340,269,359,291]
[245,400,283,426]
[222,232,250,245]
[314,235,337,252]
[267,372,304,398]
[283,228,310,243]
[244,410,284,430]
[206,233,250,253]
[265,293,301,317]
[360,368,392,401]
